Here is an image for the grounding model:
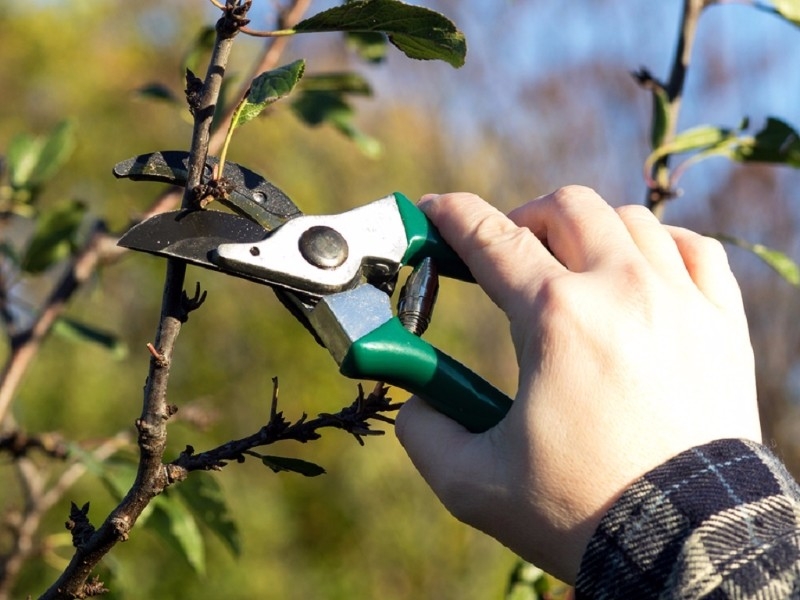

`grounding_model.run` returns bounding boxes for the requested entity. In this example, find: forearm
[576,439,800,599]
